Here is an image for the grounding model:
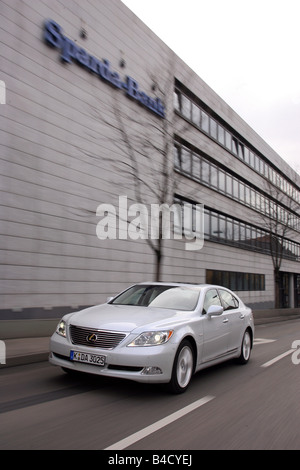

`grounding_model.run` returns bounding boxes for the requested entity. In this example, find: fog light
[141,366,163,375]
